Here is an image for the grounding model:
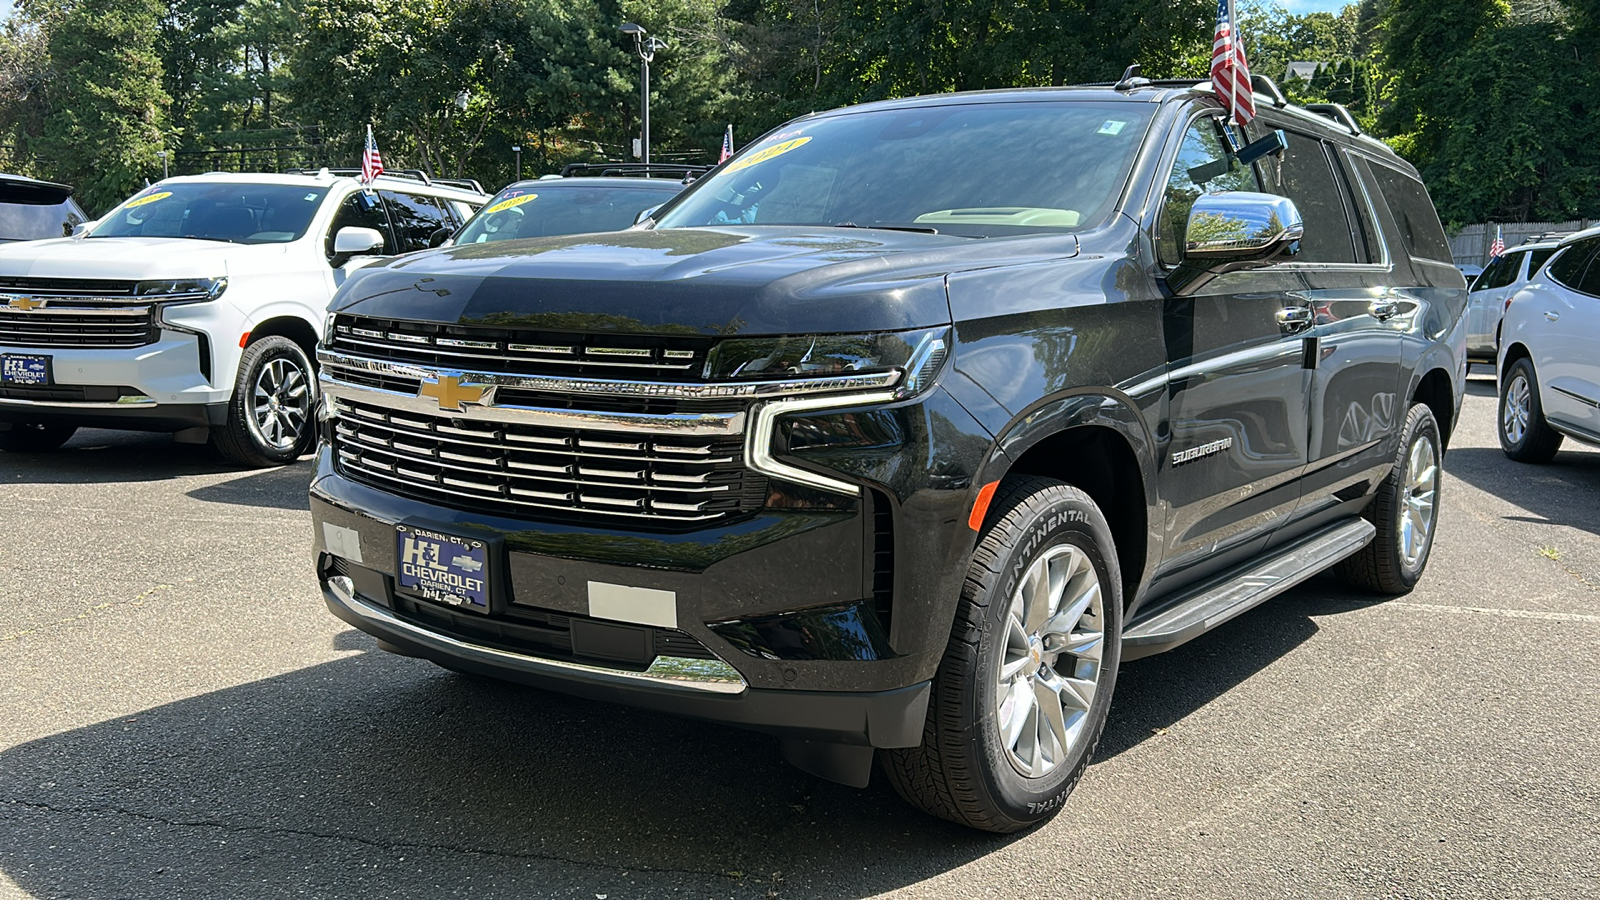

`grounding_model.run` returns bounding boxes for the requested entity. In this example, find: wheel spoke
[1002,677,1034,749]
[1035,679,1070,764]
